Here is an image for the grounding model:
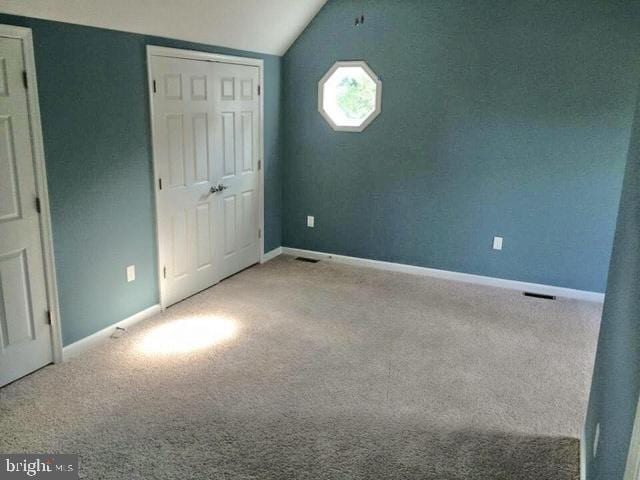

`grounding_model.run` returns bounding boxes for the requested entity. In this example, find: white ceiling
[0,0,327,55]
